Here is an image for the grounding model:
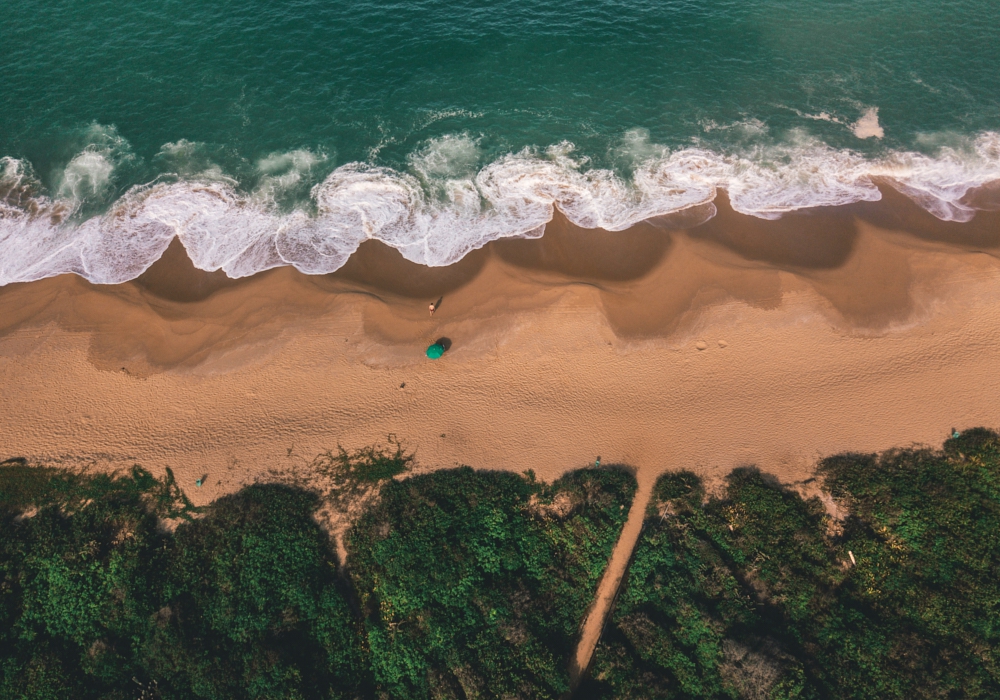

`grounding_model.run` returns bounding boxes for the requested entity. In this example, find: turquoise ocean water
[2,0,999,283]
